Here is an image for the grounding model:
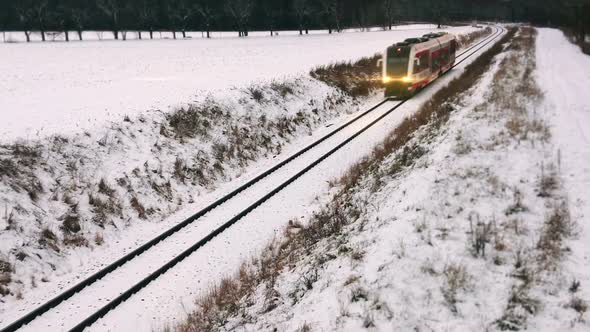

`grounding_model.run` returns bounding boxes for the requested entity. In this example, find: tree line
[0,0,588,42]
